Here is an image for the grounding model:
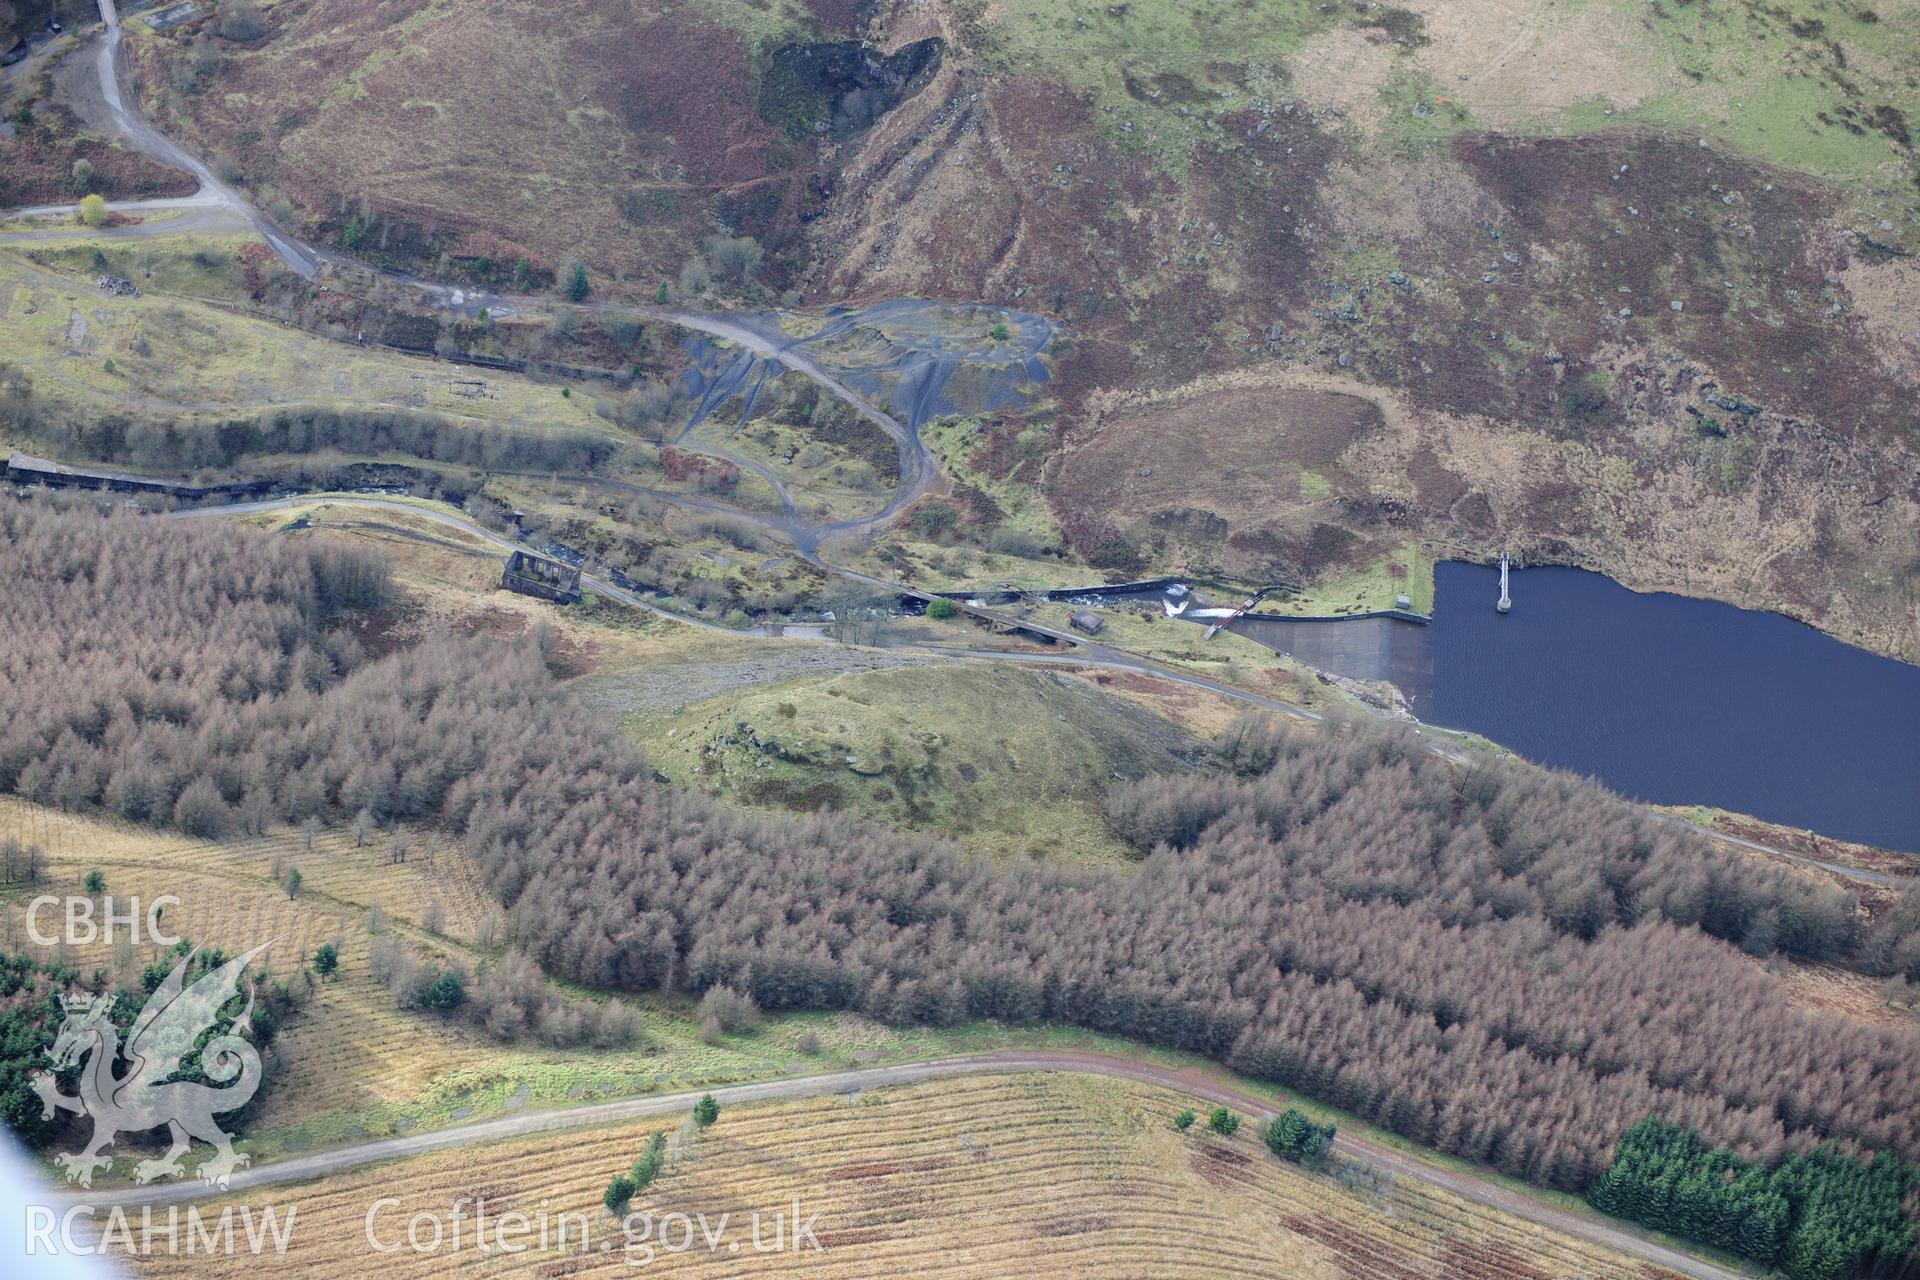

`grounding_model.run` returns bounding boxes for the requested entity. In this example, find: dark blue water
[1426,562,1920,853]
